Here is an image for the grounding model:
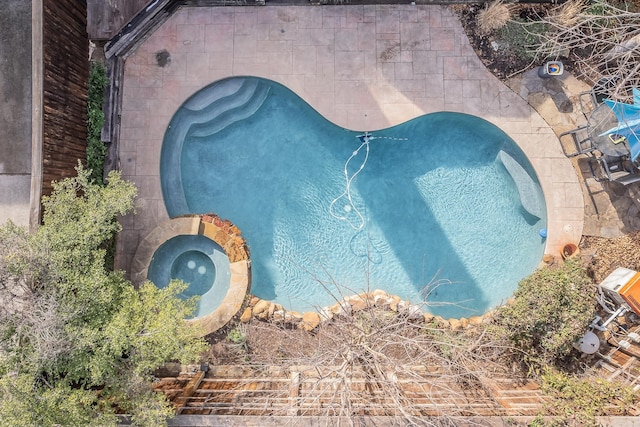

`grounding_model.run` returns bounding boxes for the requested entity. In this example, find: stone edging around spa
[131,214,250,336]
